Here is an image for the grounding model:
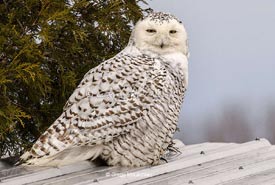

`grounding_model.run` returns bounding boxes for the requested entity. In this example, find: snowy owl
[21,12,189,167]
